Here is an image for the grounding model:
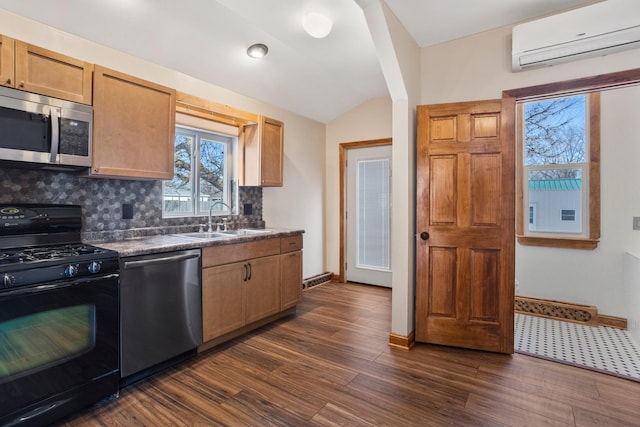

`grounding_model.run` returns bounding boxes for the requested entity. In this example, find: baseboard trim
[515,295,627,329]
[598,314,628,329]
[388,331,415,350]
